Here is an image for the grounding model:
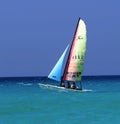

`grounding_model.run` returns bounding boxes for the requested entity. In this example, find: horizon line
[0,75,120,79]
